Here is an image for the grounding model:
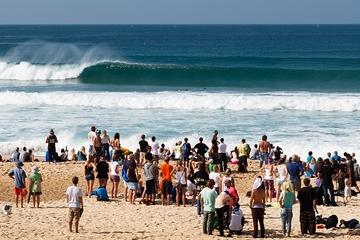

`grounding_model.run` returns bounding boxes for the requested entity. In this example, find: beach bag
[345,219,359,229]
[325,215,338,229]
